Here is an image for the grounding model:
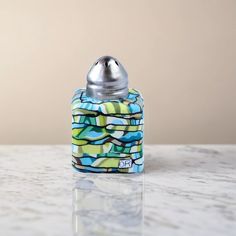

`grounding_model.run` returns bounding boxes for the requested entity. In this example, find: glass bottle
[72,56,144,173]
